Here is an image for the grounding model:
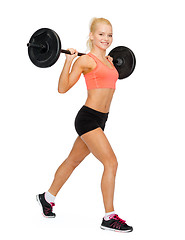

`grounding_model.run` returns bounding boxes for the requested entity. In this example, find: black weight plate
[109,46,136,79]
[28,28,61,68]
